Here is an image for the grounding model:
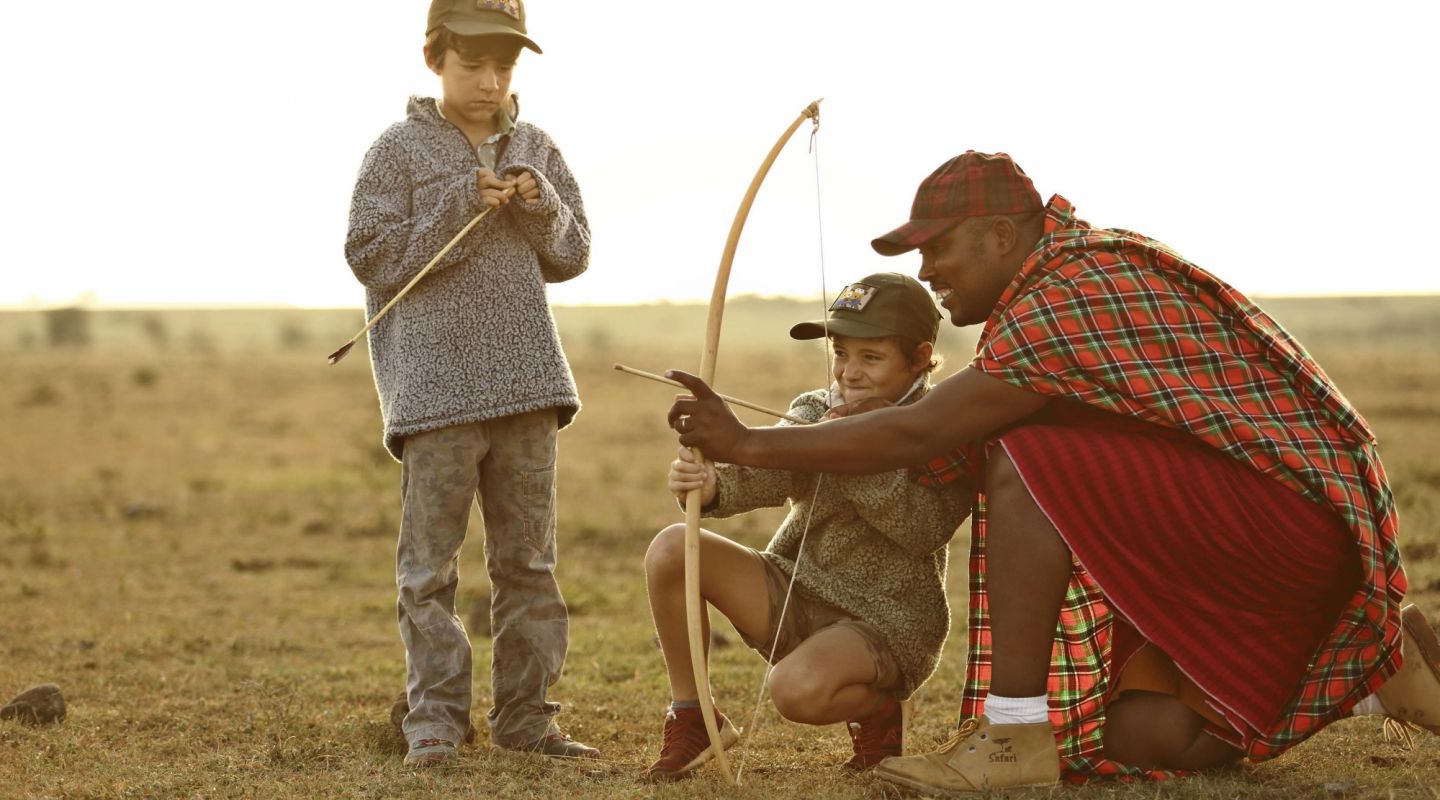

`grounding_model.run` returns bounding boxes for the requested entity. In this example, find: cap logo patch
[478,0,521,20]
[831,283,878,312]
